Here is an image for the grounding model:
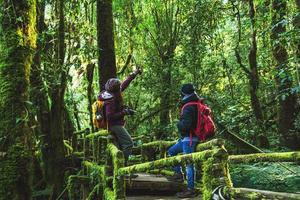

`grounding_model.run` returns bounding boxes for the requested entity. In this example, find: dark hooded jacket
[102,74,137,129]
[177,93,200,138]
